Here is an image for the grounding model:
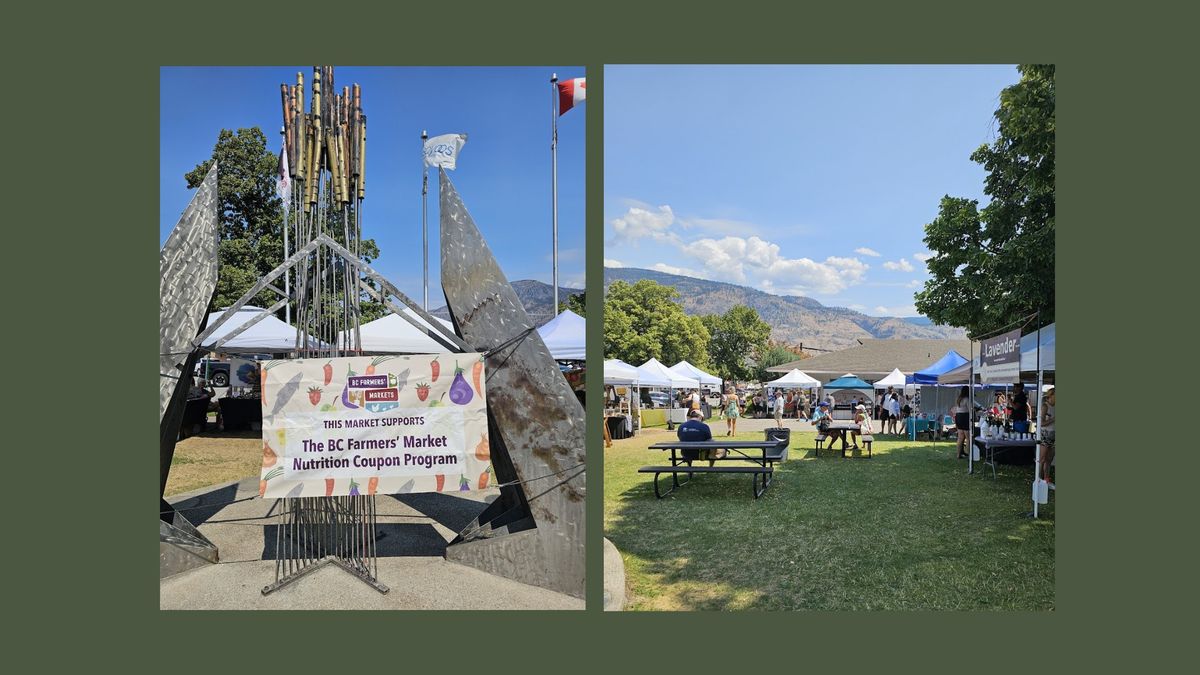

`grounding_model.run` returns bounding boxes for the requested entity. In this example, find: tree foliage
[701,305,772,382]
[185,127,386,323]
[604,280,709,367]
[915,65,1055,337]
[560,292,585,317]
[754,343,803,383]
